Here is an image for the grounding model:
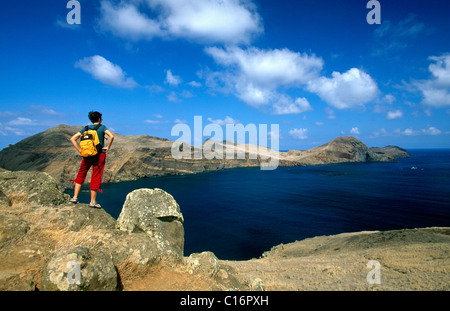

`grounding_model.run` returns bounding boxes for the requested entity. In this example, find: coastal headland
[1,125,448,291]
[0,124,409,189]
